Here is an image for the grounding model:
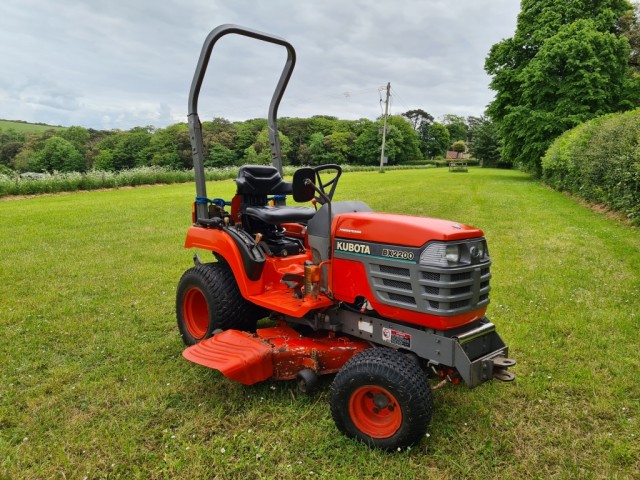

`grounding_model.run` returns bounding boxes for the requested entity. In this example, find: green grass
[1,168,638,479]
[0,119,64,134]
